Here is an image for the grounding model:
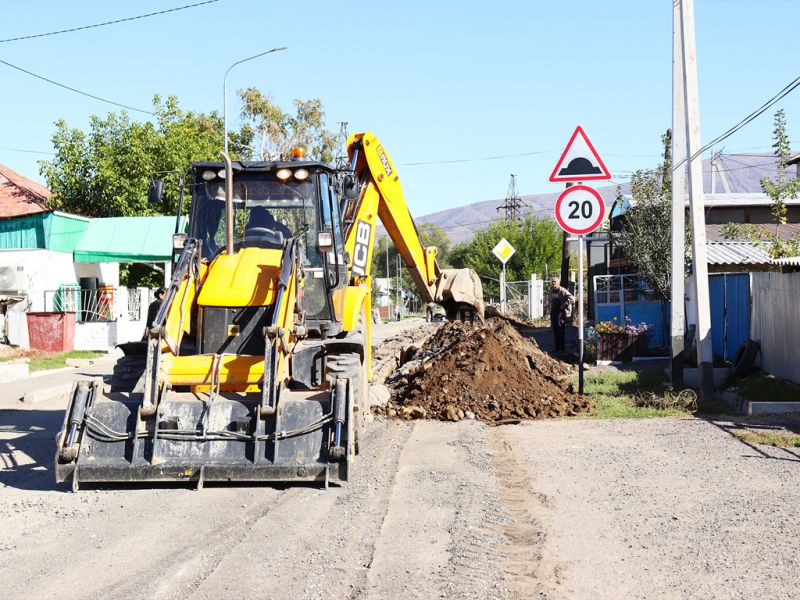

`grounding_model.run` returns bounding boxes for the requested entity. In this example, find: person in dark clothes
[143,287,166,337]
[550,276,575,354]
[245,207,291,240]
